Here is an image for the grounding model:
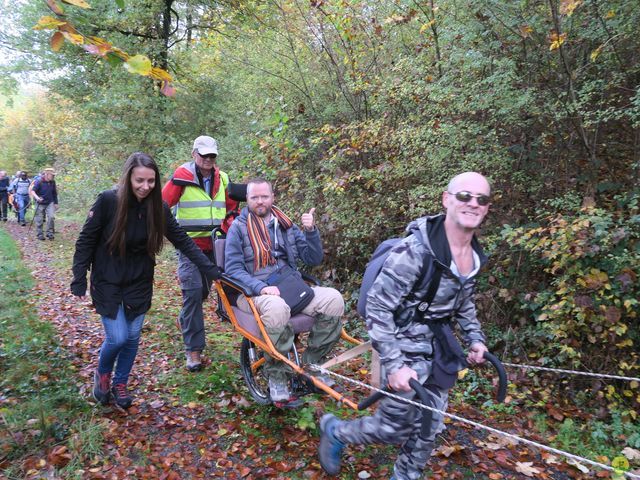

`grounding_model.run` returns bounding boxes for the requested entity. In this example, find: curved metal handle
[482,351,507,403]
[357,351,508,411]
[357,379,434,437]
[357,389,387,410]
[408,378,434,437]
